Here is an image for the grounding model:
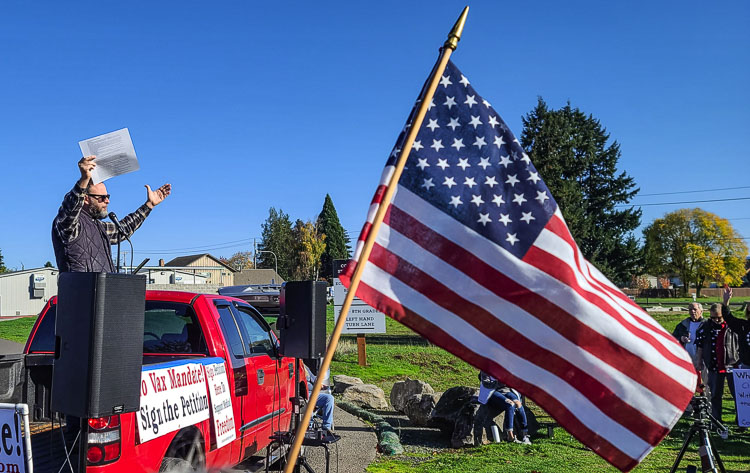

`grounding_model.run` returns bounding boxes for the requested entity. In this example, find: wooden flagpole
[281,7,469,472]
